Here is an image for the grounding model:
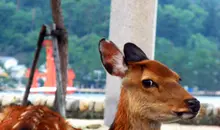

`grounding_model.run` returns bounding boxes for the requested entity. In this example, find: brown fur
[99,39,200,130]
[111,60,193,130]
[0,105,80,130]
